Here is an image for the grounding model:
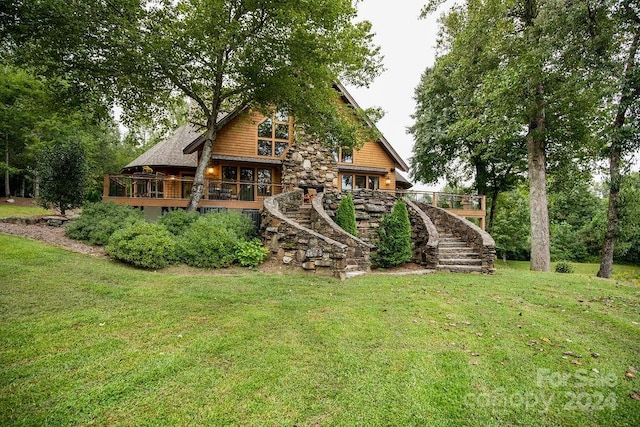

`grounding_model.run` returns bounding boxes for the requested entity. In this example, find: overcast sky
[345,0,448,189]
